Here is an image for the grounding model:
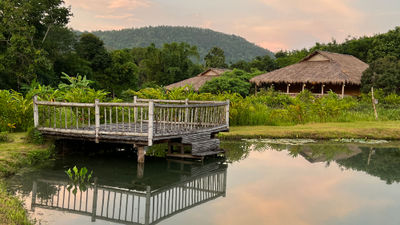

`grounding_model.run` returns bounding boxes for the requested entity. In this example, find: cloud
[64,0,151,30]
